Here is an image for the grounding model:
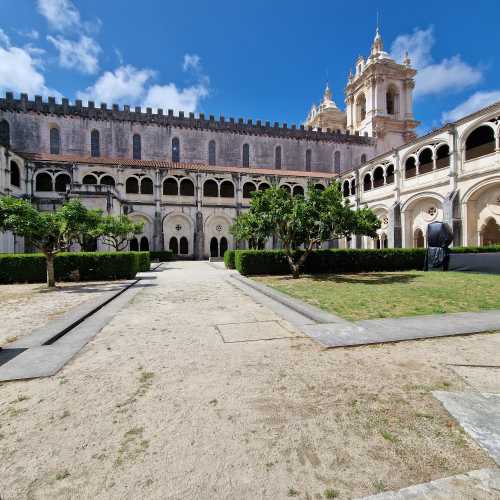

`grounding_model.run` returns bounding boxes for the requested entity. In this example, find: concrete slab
[216,320,299,343]
[358,468,500,499]
[433,391,500,466]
